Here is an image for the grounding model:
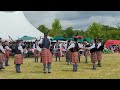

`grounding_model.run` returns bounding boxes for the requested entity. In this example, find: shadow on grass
[61,69,72,72]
